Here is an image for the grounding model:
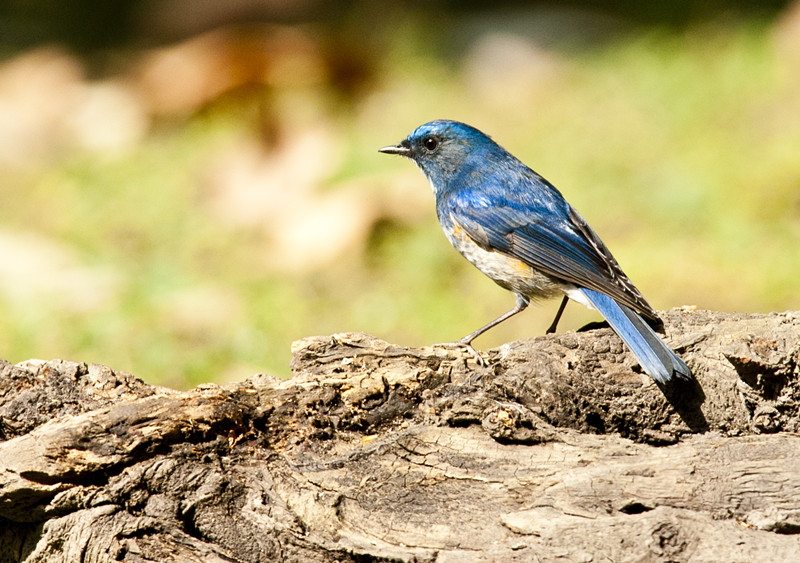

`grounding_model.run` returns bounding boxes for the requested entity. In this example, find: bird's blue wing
[446,171,657,318]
